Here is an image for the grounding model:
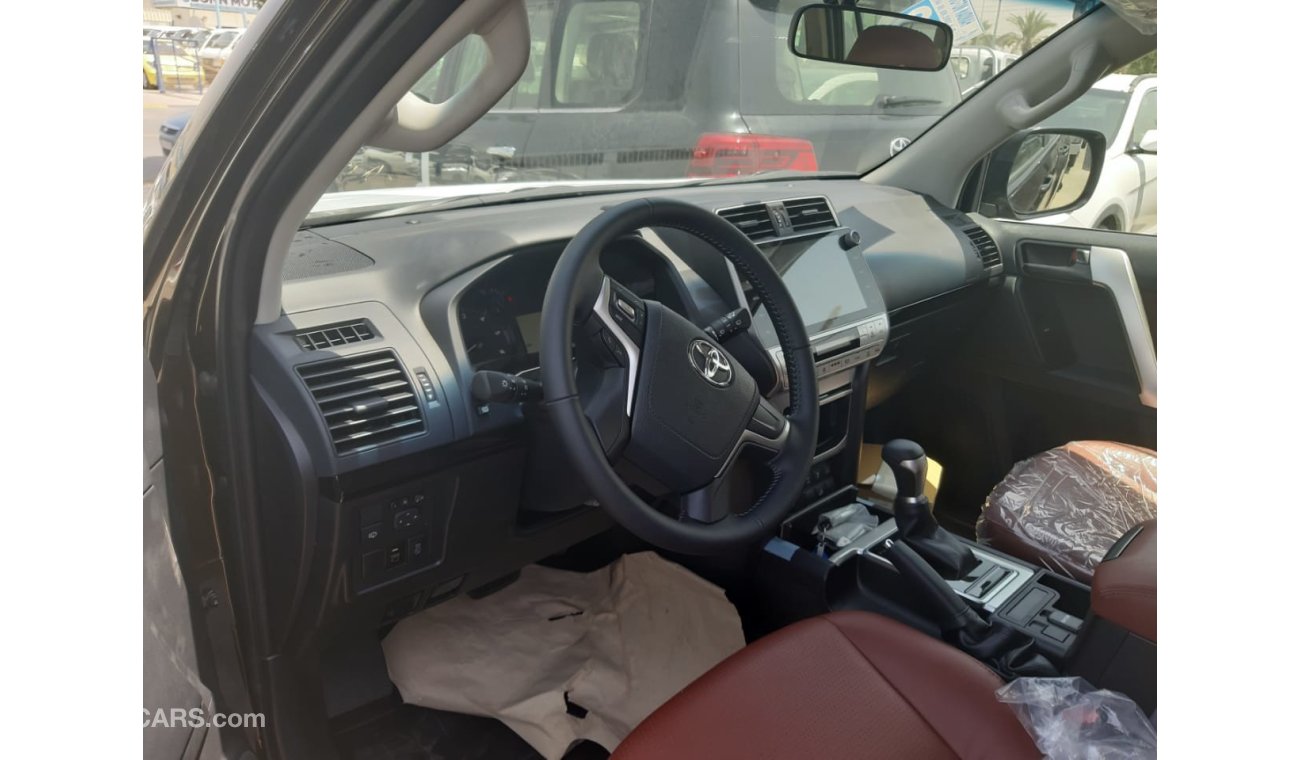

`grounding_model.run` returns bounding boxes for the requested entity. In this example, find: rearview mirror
[789,3,953,72]
[978,129,1107,219]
